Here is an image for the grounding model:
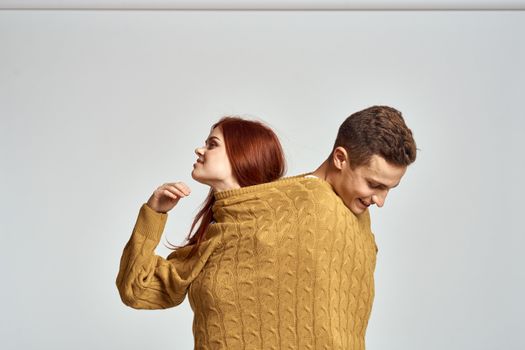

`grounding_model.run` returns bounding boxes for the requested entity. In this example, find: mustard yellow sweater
[116,175,378,349]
